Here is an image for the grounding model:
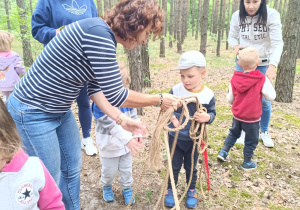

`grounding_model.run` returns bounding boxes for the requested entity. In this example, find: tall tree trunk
[104,0,109,13]
[221,0,226,40]
[181,0,188,43]
[282,0,289,22]
[275,0,300,102]
[210,0,215,33]
[159,0,167,57]
[278,0,283,15]
[231,0,239,16]
[200,0,210,56]
[29,0,33,15]
[191,0,196,37]
[273,0,279,9]
[16,0,33,67]
[217,0,224,56]
[97,0,103,17]
[176,0,182,53]
[108,0,112,10]
[195,0,202,40]
[212,0,219,34]
[226,0,231,50]
[141,44,150,88]
[169,0,174,47]
[4,0,11,31]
